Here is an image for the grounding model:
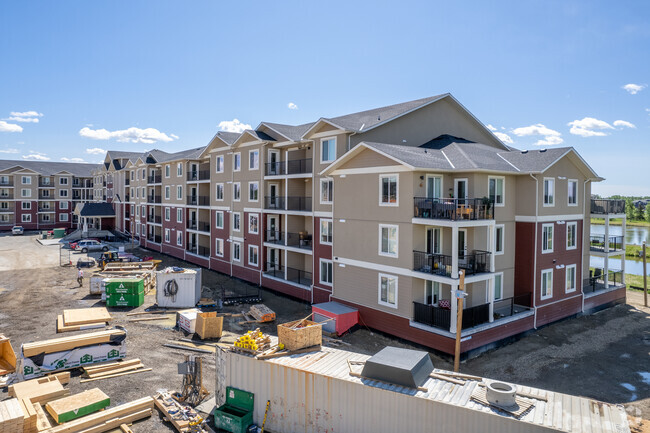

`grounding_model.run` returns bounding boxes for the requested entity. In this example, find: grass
[625,244,649,258]
[625,273,647,292]
[591,218,650,227]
